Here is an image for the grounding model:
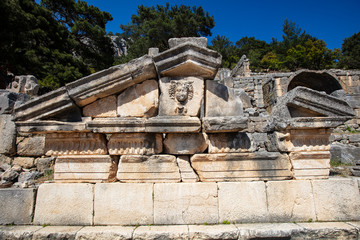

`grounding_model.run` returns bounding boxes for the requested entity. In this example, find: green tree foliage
[117,3,215,63]
[209,35,239,68]
[338,32,360,69]
[235,37,270,71]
